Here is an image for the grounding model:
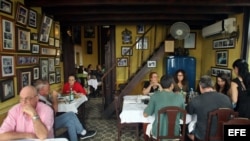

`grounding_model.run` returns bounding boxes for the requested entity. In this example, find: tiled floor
[82,97,144,141]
